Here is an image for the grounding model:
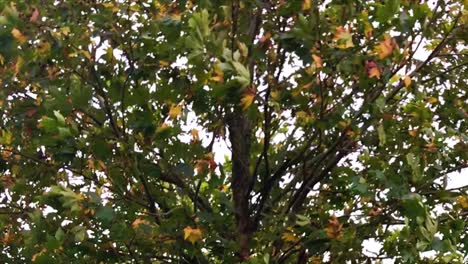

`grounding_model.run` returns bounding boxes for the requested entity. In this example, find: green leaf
[53,110,66,125]
[96,206,114,223]
[377,123,386,146]
[55,228,65,243]
[406,153,421,182]
[72,226,86,242]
